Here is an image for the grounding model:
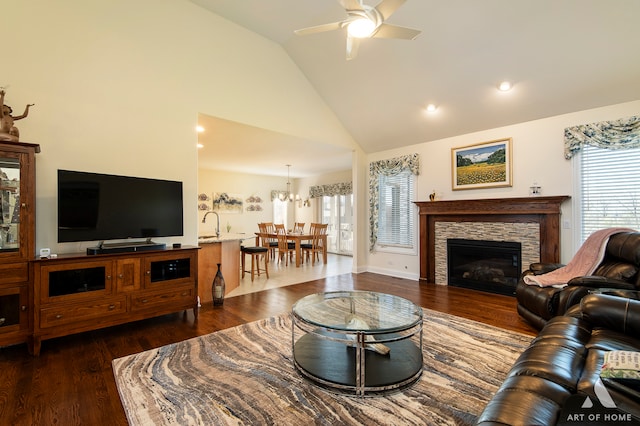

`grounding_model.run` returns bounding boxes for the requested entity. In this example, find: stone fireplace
[436,221,539,288]
[415,196,570,287]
